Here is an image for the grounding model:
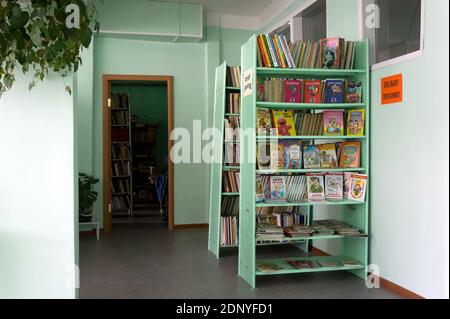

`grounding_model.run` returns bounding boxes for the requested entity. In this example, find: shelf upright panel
[342,40,370,280]
[238,36,257,288]
[208,62,227,258]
